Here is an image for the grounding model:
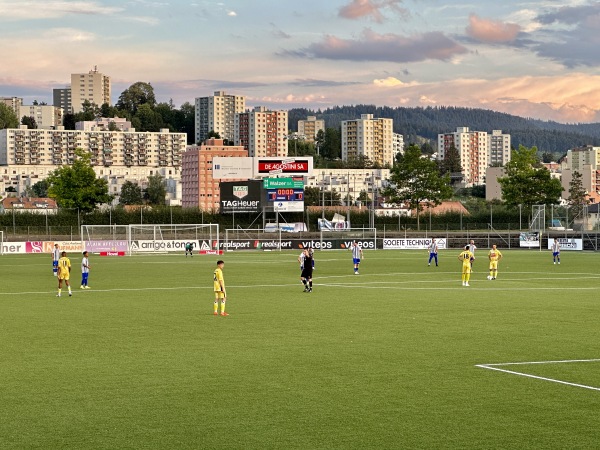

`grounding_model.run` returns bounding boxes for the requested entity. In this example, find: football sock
[220,301,226,314]
[58,288,62,295]
[309,281,312,288]
[466,274,470,283]
[214,301,218,313]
